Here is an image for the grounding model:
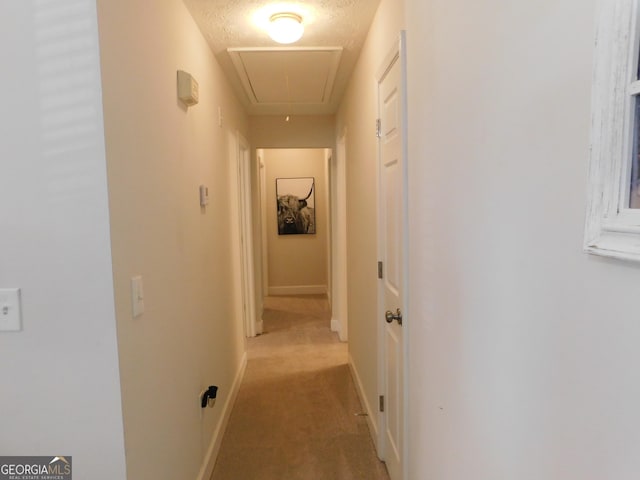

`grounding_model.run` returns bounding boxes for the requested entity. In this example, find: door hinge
[377,261,383,279]
[376,118,381,138]
[379,395,385,412]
